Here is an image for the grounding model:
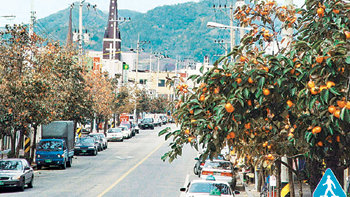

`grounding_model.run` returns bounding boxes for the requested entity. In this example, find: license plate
[112,137,116,139]
[214,172,221,175]
[0,181,4,185]
[82,150,87,153]
[45,159,52,163]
